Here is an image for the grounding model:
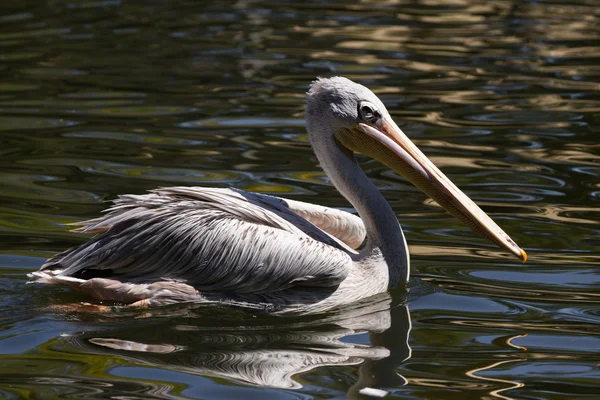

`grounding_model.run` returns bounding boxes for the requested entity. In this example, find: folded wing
[34,187,354,295]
